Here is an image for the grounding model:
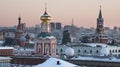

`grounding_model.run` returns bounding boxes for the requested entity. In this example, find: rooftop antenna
[100,5,101,9]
